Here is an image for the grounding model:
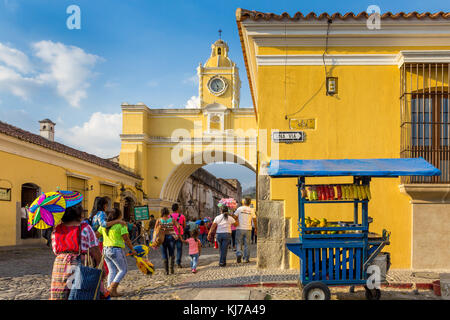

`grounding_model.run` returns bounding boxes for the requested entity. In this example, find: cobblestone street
[0,243,442,300]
